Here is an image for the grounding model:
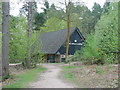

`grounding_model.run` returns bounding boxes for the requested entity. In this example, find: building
[37,27,85,63]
